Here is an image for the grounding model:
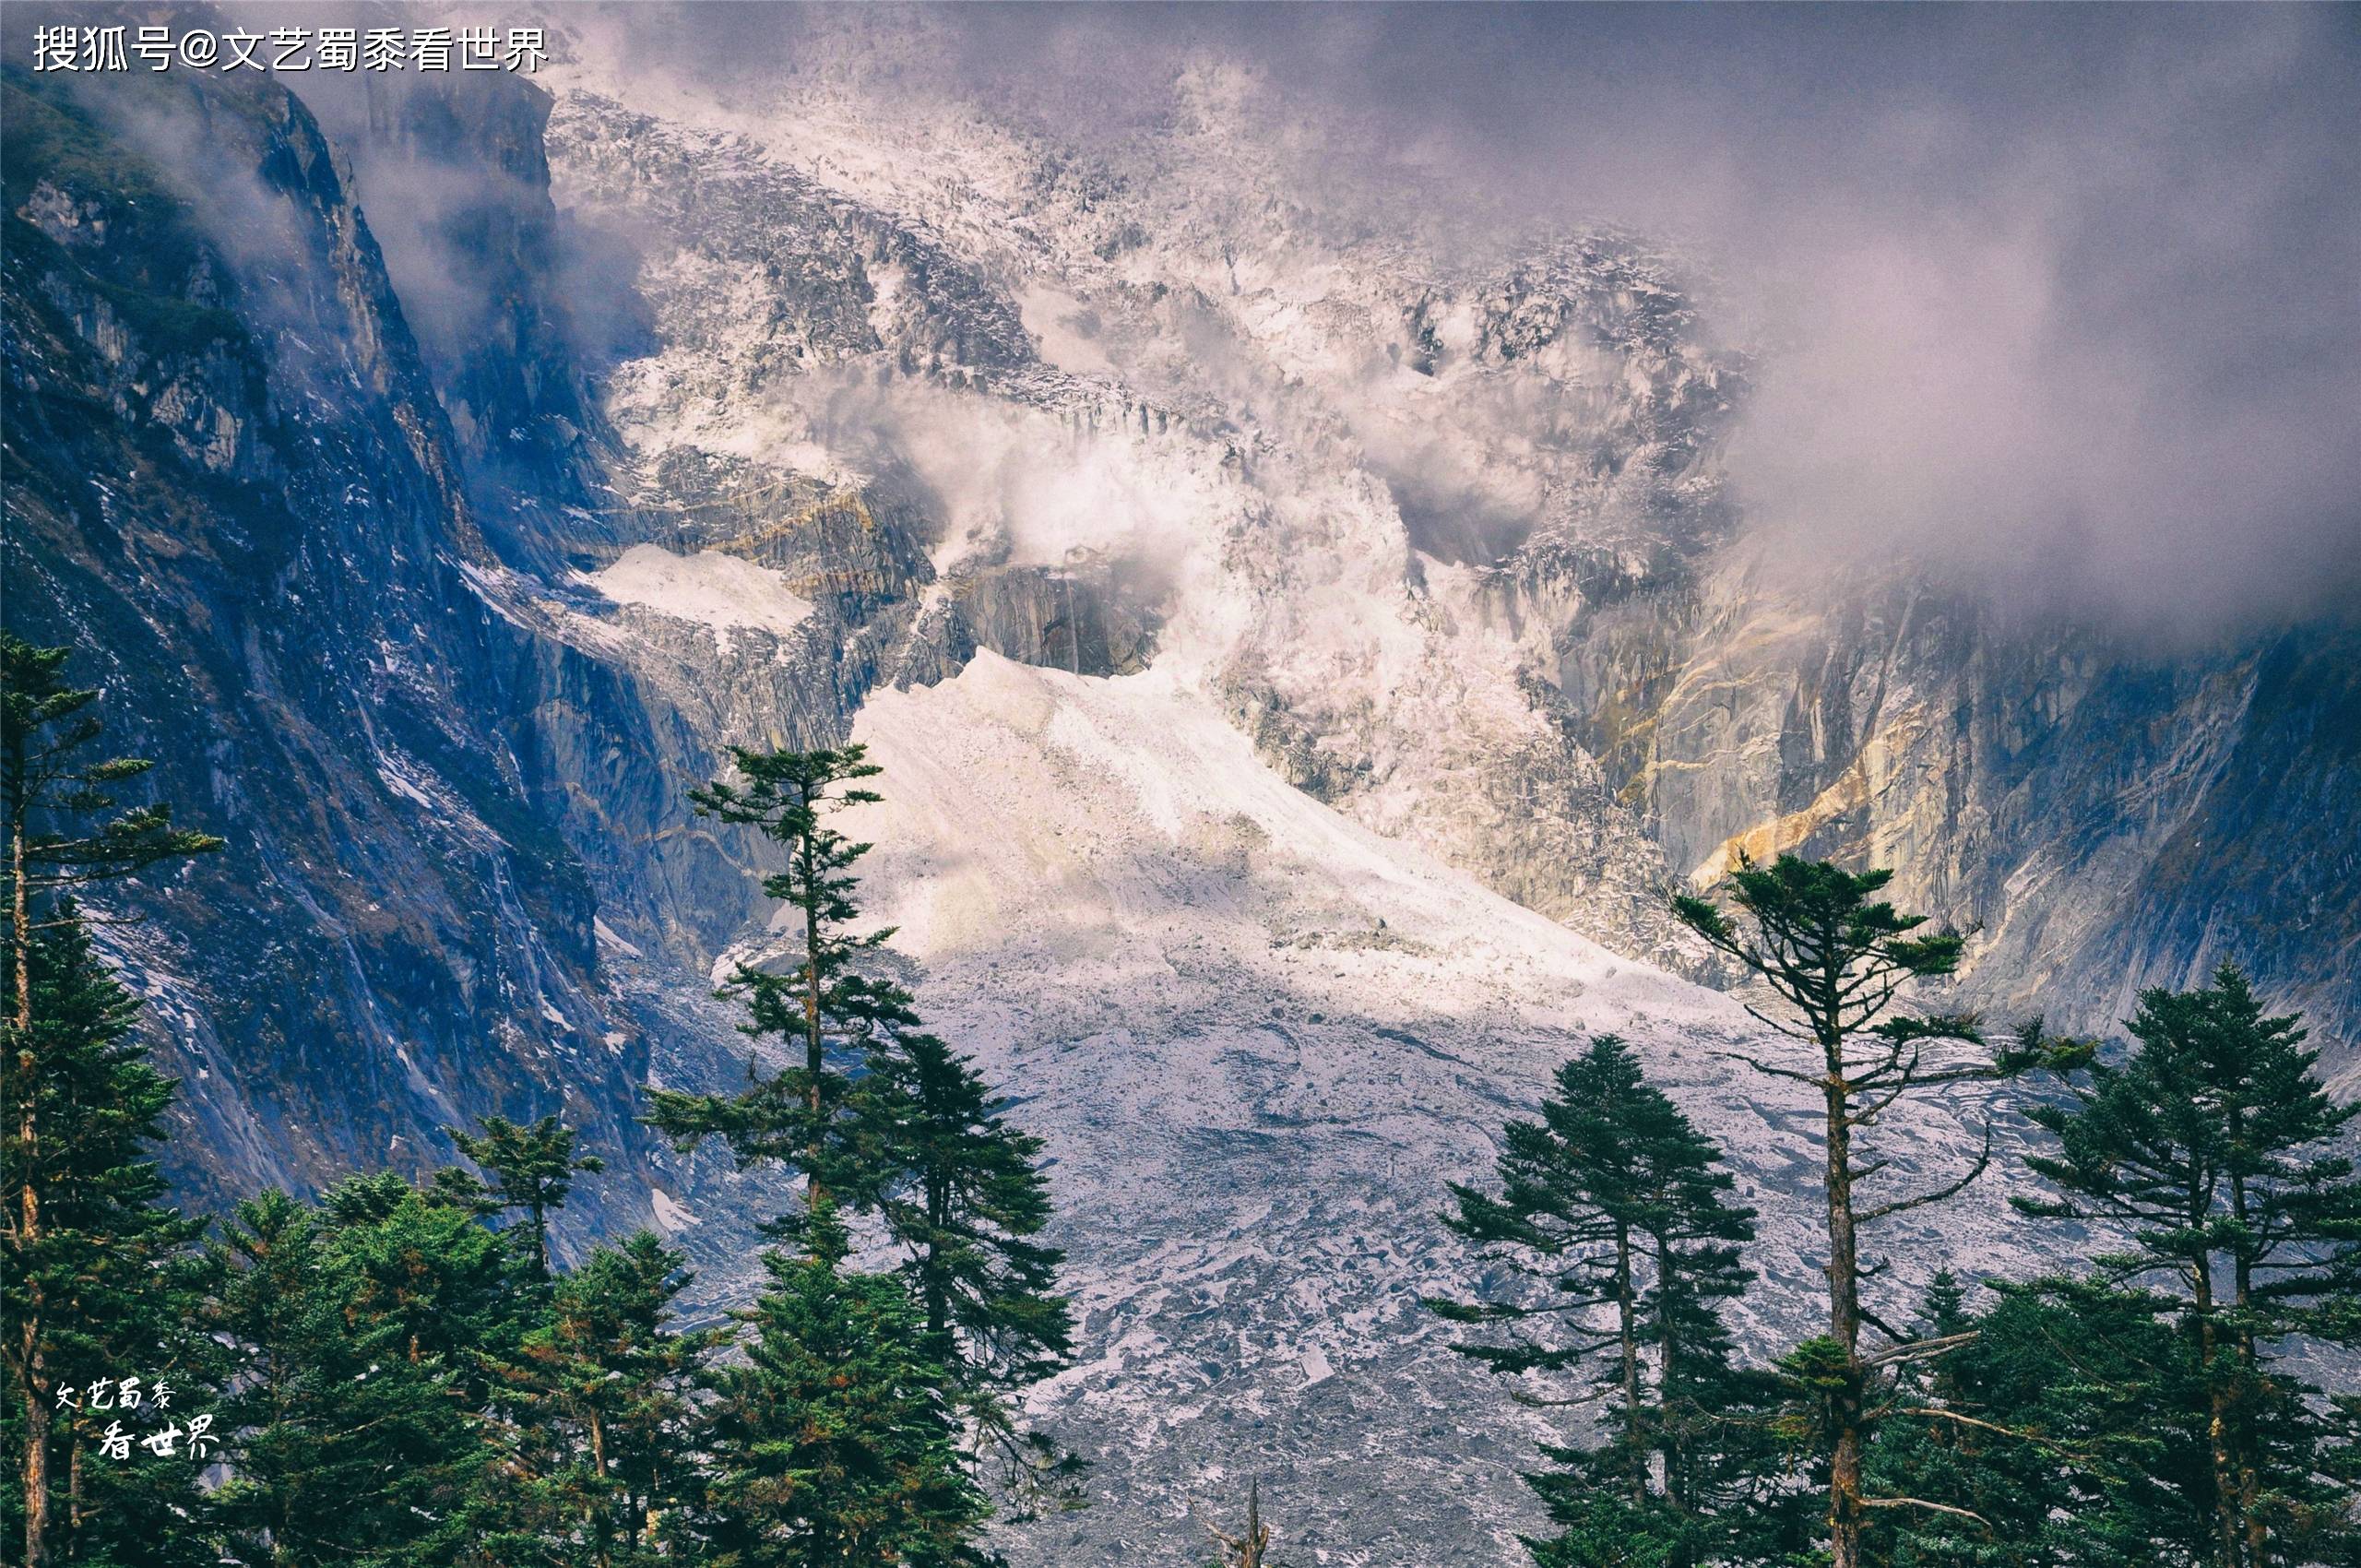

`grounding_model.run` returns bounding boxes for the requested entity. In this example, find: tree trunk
[589,1411,611,1568]
[799,789,825,1215]
[1615,1222,1644,1506]
[2195,1260,2244,1568]
[926,1174,950,1341]
[13,761,51,1568]
[1655,1229,1690,1519]
[1823,1074,1865,1568]
[2228,1167,2266,1568]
